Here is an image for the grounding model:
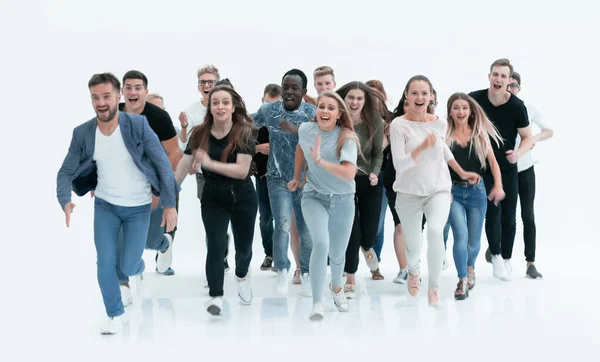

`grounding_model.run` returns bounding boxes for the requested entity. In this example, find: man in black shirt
[116,71,181,300]
[469,59,533,281]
